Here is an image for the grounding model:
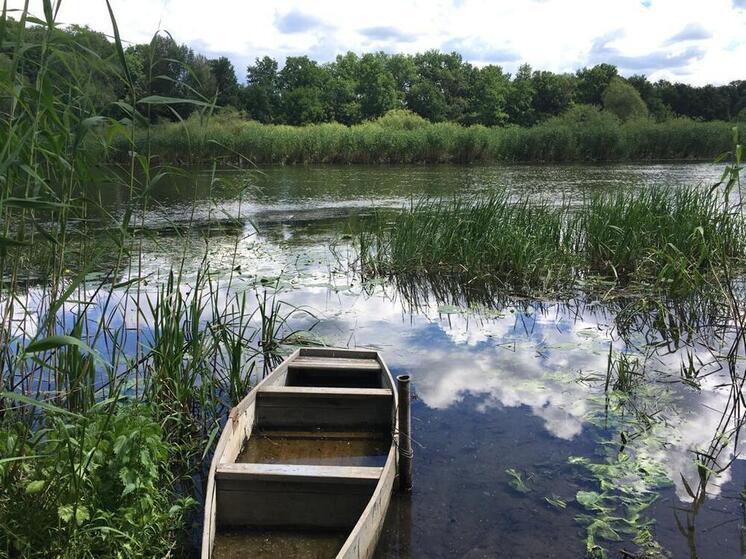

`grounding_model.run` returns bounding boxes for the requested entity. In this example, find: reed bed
[124,111,735,165]
[0,4,312,556]
[357,186,746,294]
